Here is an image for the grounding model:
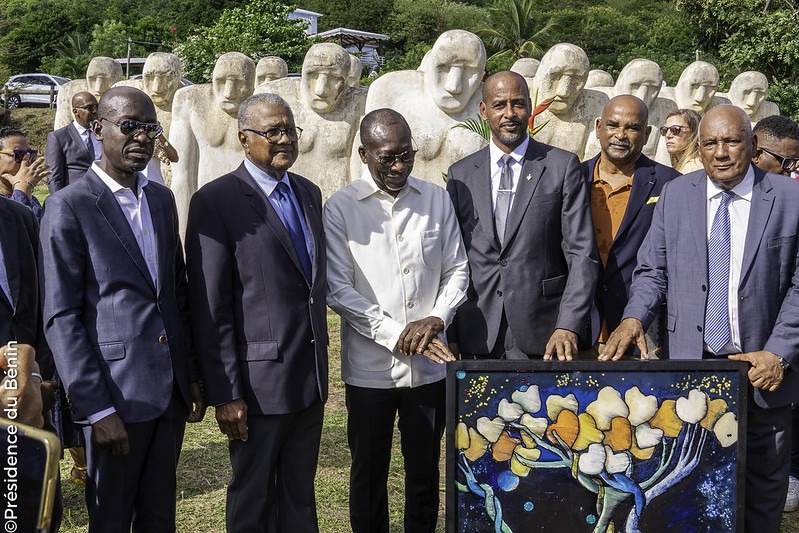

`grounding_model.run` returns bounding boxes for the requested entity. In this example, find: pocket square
[646,196,659,205]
